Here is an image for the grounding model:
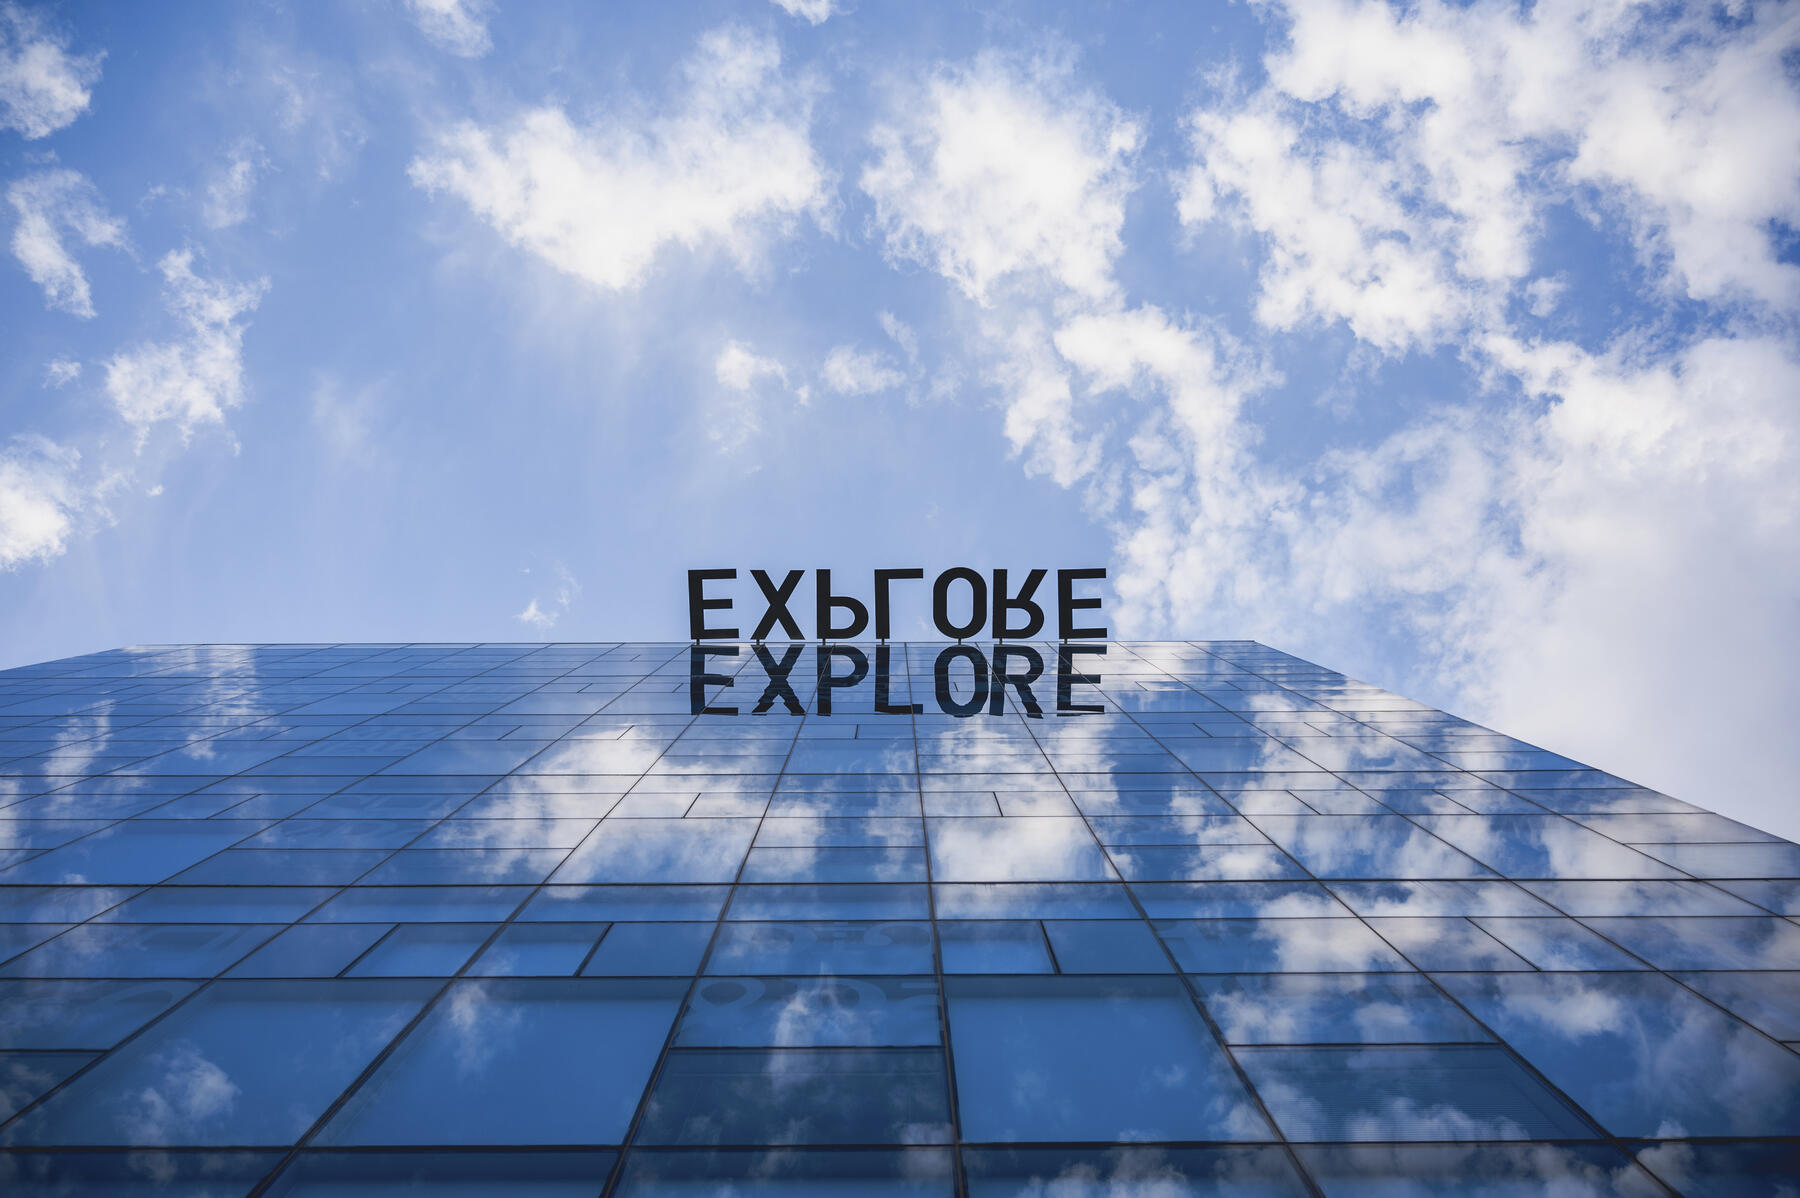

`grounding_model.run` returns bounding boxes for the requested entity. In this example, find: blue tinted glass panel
[740,846,929,883]
[306,887,526,922]
[1105,844,1306,882]
[6,979,433,1145]
[172,848,391,885]
[939,921,1054,974]
[0,1051,94,1122]
[1253,816,1495,879]
[1582,917,1800,971]
[522,885,729,922]
[0,979,198,1049]
[1239,1045,1596,1140]
[345,923,494,977]
[1,923,279,978]
[1,821,269,885]
[1441,971,1800,1137]
[551,819,757,884]
[469,922,607,977]
[1366,918,1532,970]
[1519,880,1762,916]
[1327,880,1557,918]
[1296,1144,1665,1196]
[1632,1141,1800,1198]
[614,1148,954,1196]
[318,978,684,1145]
[1471,917,1648,970]
[1666,971,1800,1041]
[263,1150,618,1197]
[933,883,1136,920]
[927,819,1115,882]
[963,1147,1310,1197]
[677,976,941,1046]
[727,884,929,921]
[0,885,138,923]
[94,887,332,923]
[227,923,391,978]
[1414,817,1679,880]
[582,923,714,976]
[1156,919,1412,972]
[1043,920,1172,973]
[0,1150,282,1196]
[1131,882,1351,919]
[708,922,933,975]
[637,1048,952,1145]
[1193,974,1492,1044]
[946,976,1270,1143]
[362,849,565,885]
